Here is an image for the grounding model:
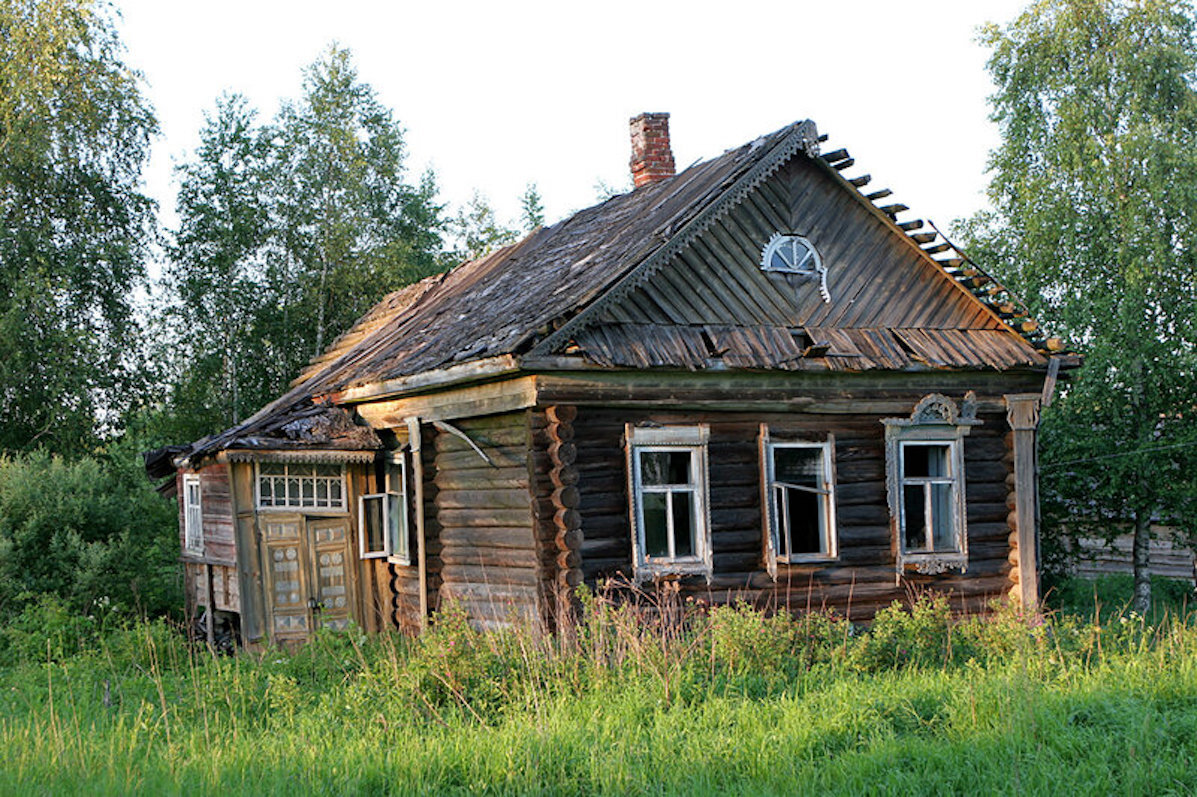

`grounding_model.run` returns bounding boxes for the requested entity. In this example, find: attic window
[761,233,831,302]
